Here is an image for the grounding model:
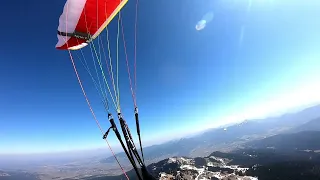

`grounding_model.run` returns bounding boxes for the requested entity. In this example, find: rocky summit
[150,156,258,180]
